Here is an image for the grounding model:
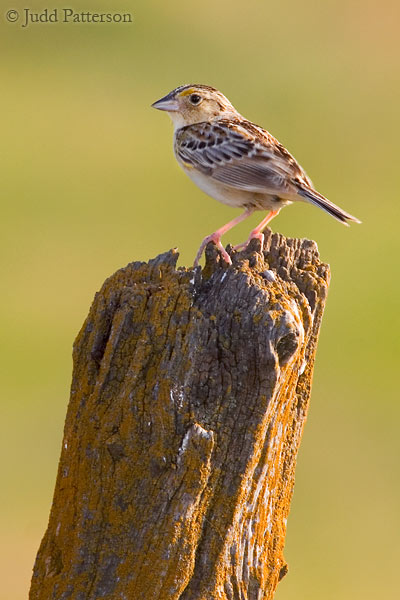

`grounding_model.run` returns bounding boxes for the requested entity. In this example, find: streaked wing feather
[211,159,288,192]
[176,119,307,194]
